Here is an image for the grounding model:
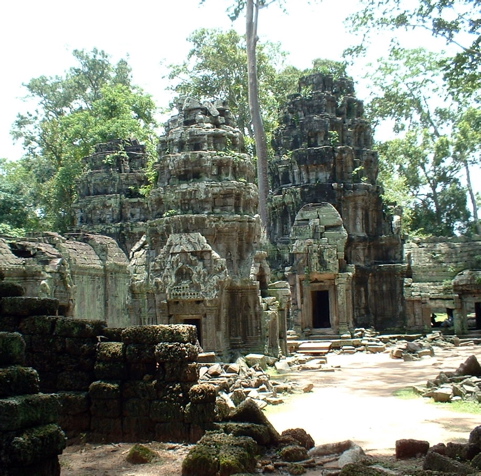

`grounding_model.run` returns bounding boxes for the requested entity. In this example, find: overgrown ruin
[1,72,481,357]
